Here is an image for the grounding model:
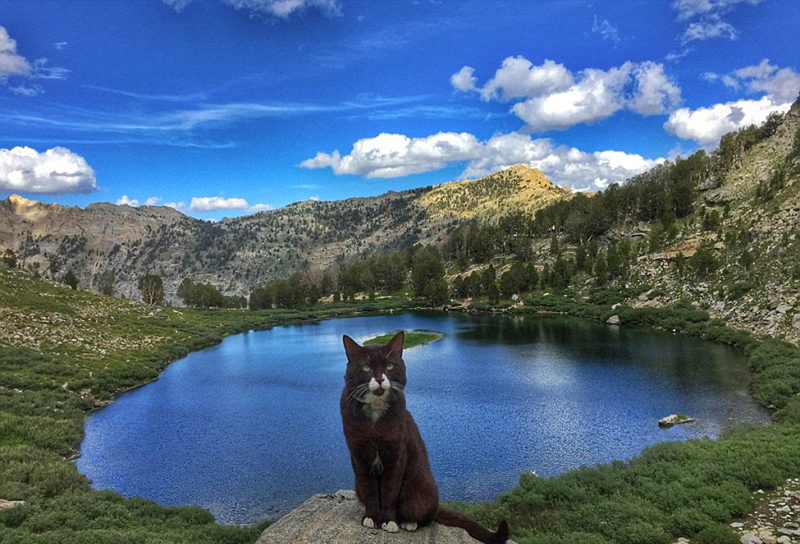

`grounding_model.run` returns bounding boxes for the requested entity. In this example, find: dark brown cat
[340,331,509,544]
